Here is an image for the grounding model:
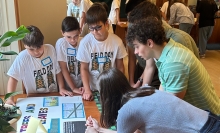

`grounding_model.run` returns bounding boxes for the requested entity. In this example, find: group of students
[67,0,123,33]
[160,0,219,58]
[5,0,220,132]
